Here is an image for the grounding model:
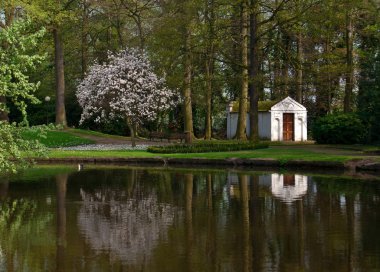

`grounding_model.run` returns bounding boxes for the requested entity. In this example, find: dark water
[0,166,380,272]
